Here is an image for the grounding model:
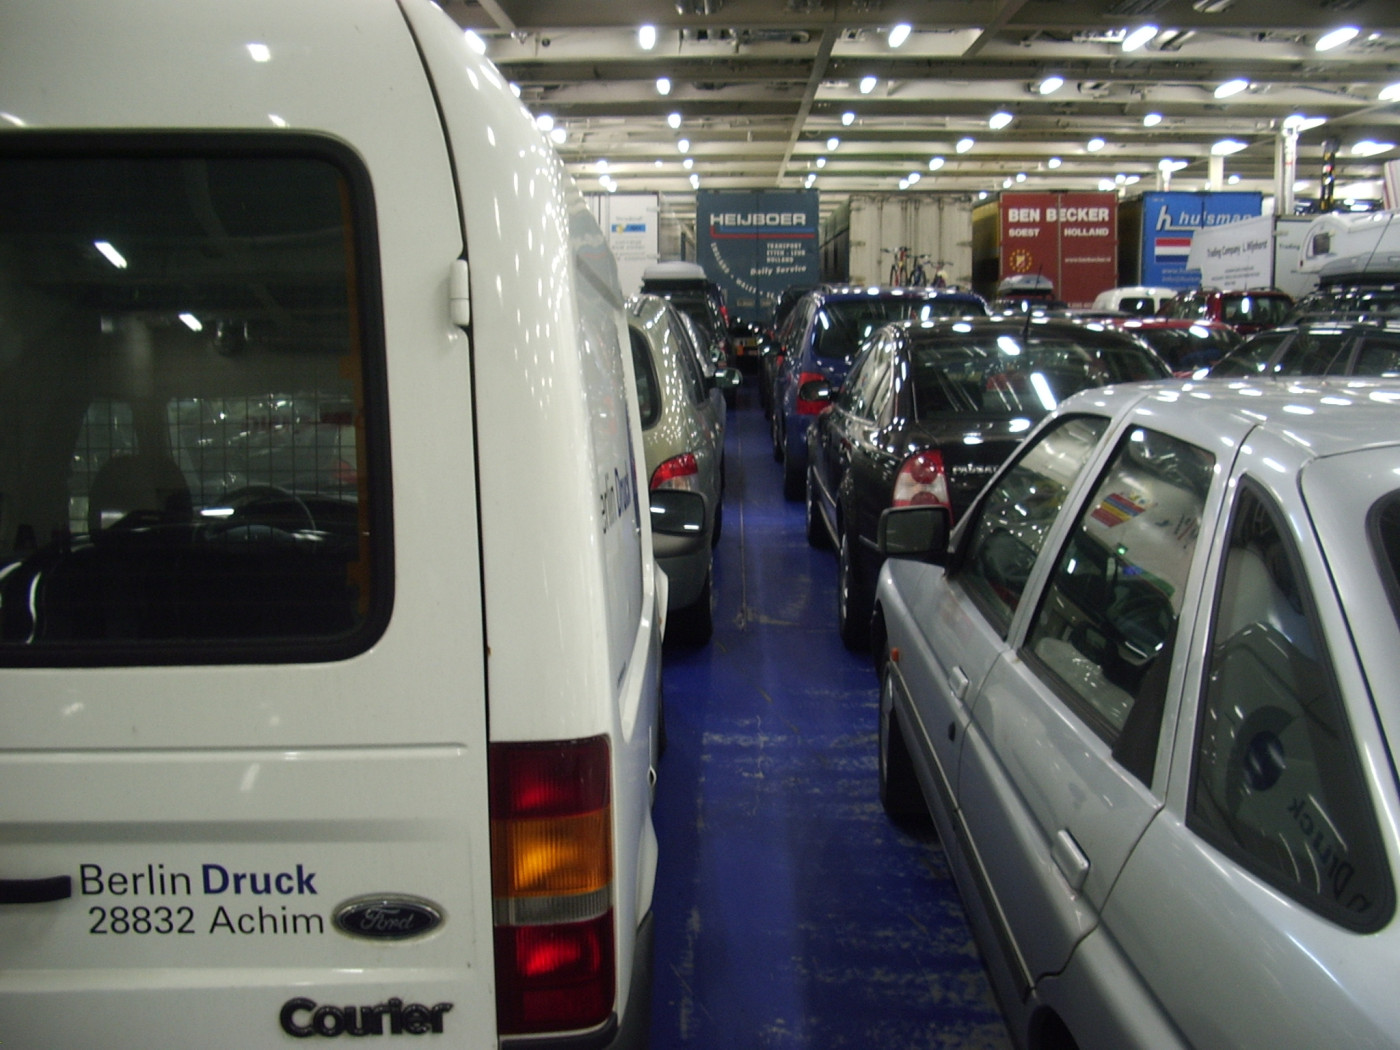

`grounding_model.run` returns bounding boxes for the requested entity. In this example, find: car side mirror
[648,489,706,537]
[877,505,950,565]
[797,377,834,404]
[712,368,743,391]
